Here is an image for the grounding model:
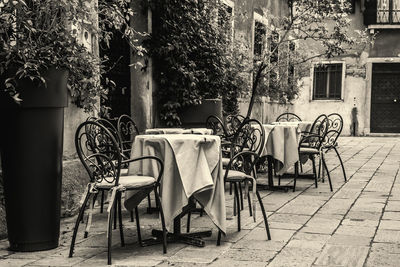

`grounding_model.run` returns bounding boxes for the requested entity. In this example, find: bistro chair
[324,113,347,182]
[69,121,167,265]
[225,114,245,136]
[276,112,302,122]
[293,114,331,192]
[216,118,271,245]
[117,114,140,159]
